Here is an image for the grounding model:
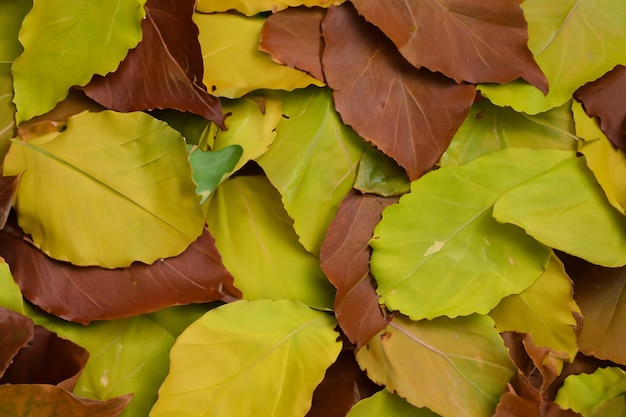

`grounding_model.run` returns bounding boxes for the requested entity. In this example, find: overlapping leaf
[83,0,224,128]
[322,4,475,180]
[0,307,33,377]
[189,145,242,204]
[150,300,341,417]
[347,390,440,417]
[0,0,31,73]
[357,314,515,417]
[11,0,146,123]
[555,367,626,416]
[3,110,204,268]
[196,0,345,16]
[354,147,410,197]
[350,0,546,89]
